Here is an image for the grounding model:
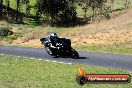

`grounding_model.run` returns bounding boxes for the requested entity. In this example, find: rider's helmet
[49,32,58,39]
